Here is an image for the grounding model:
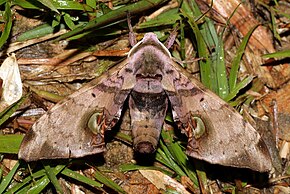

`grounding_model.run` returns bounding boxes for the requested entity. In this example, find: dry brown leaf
[139,169,190,194]
[0,54,22,112]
